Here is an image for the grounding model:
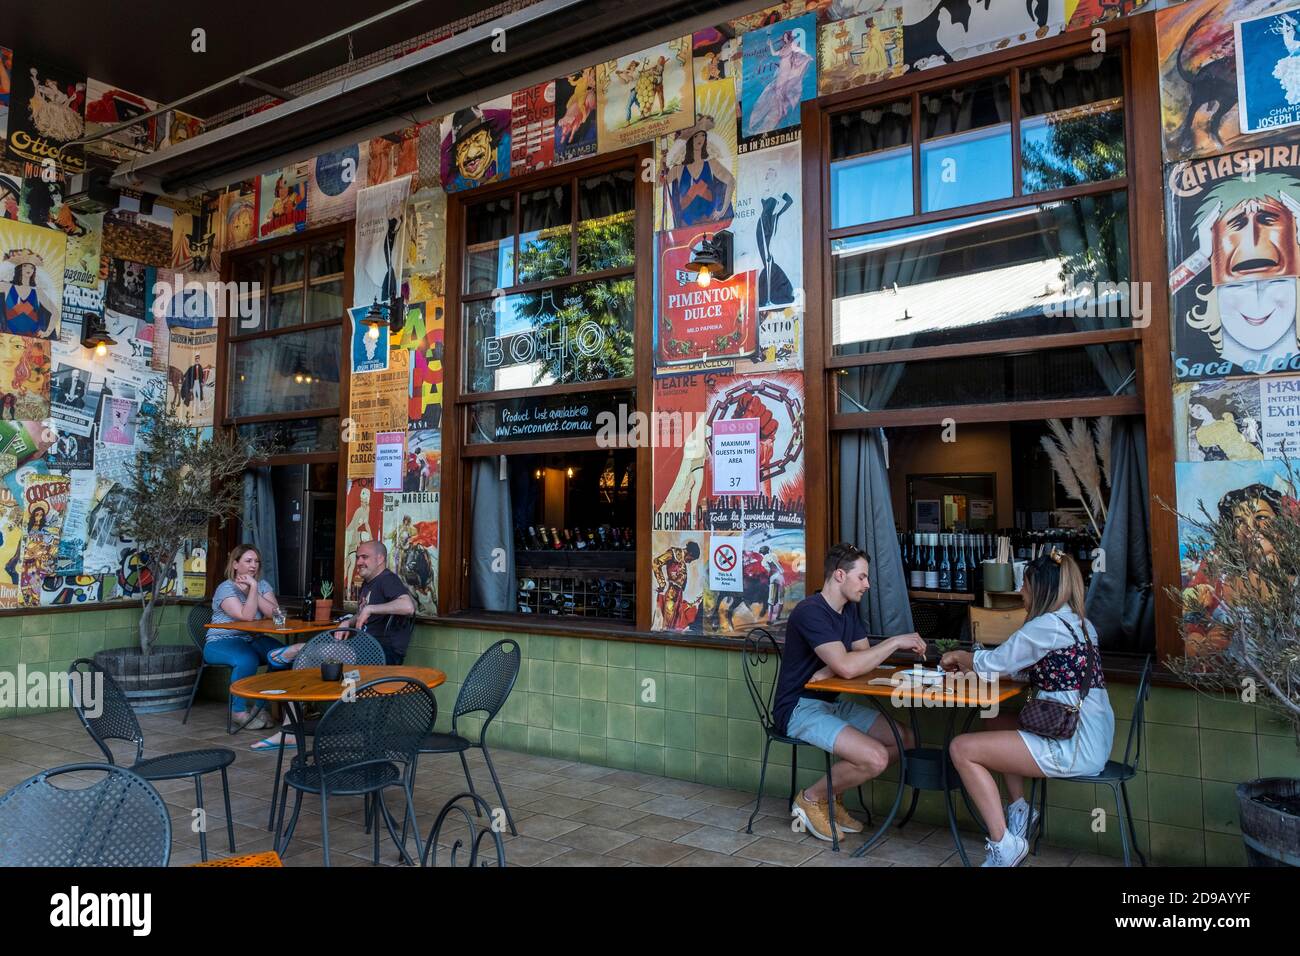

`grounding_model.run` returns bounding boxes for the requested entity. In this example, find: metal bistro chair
[182,602,268,734]
[274,676,435,867]
[423,792,507,868]
[403,638,521,850]
[1029,654,1152,867]
[741,628,870,854]
[69,658,237,862]
[265,627,387,831]
[0,763,172,867]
